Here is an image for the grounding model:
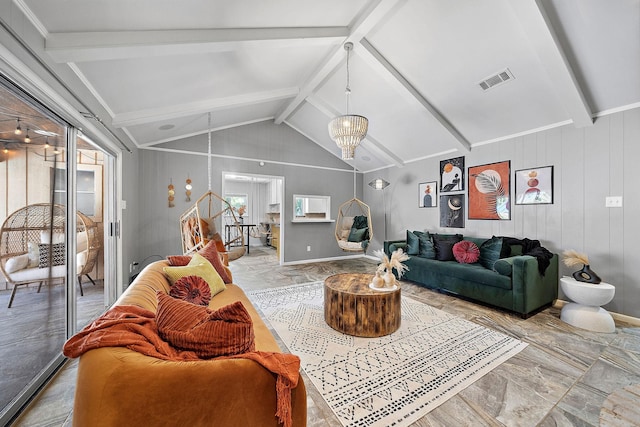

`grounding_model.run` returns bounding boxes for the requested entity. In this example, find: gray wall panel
[622,108,640,317]
[138,121,358,265]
